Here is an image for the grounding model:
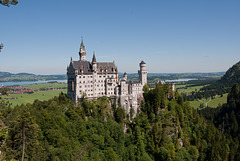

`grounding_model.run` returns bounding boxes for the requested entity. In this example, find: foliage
[199,83,240,160]
[0,87,9,96]
[0,0,18,7]
[0,43,3,52]
[0,85,237,160]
